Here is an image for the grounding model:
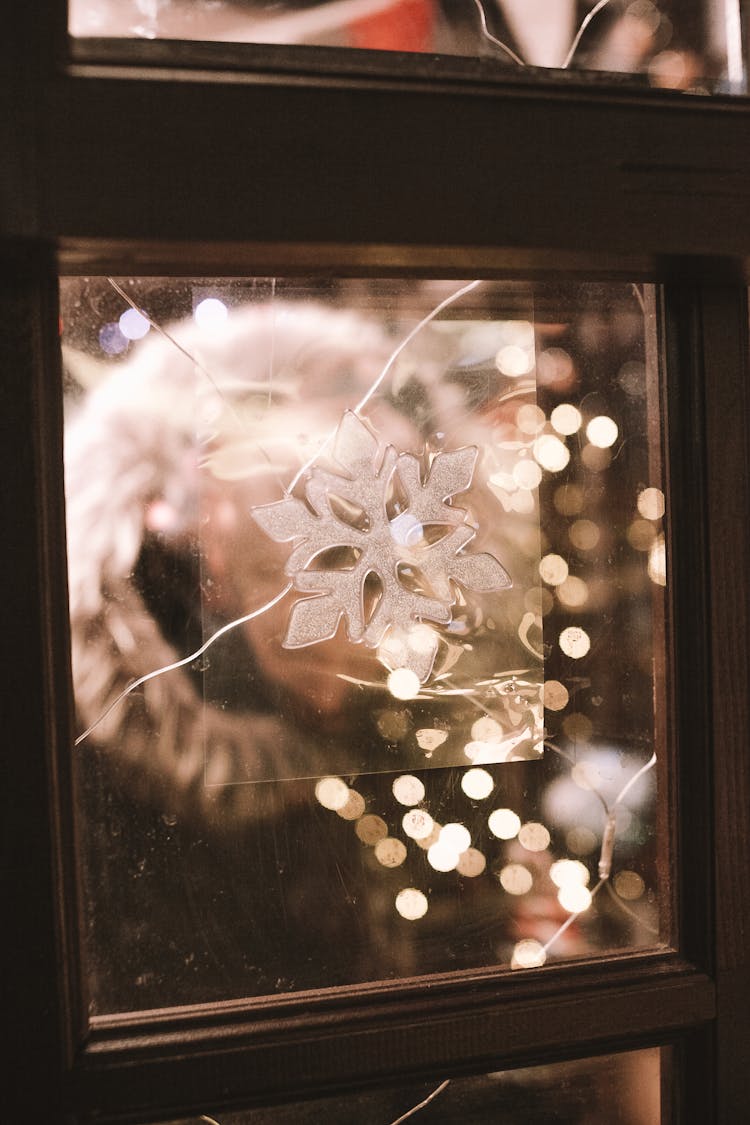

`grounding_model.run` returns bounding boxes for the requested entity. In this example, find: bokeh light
[374,837,408,868]
[456,848,487,877]
[496,344,533,377]
[569,519,600,551]
[614,870,646,900]
[563,713,594,743]
[627,518,657,551]
[461,768,494,800]
[537,347,574,389]
[392,775,425,806]
[336,790,366,820]
[118,308,150,340]
[518,821,551,852]
[516,404,546,435]
[557,576,589,608]
[387,668,421,700]
[500,863,533,895]
[315,777,350,811]
[533,434,570,472]
[513,458,543,490]
[553,483,584,515]
[648,535,667,586]
[395,888,428,920]
[637,486,665,520]
[557,883,593,914]
[586,415,619,448]
[566,826,598,855]
[511,939,547,969]
[194,297,228,330]
[541,679,569,711]
[439,823,471,853]
[402,809,435,840]
[550,859,590,889]
[355,814,388,845]
[559,626,591,659]
[428,841,460,872]
[98,321,128,355]
[550,403,582,435]
[539,553,569,586]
